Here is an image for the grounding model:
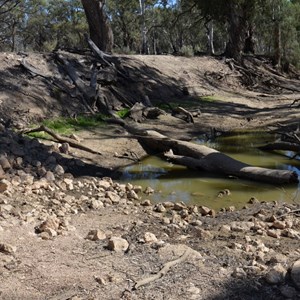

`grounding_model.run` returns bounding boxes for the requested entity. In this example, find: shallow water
[120,132,300,209]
